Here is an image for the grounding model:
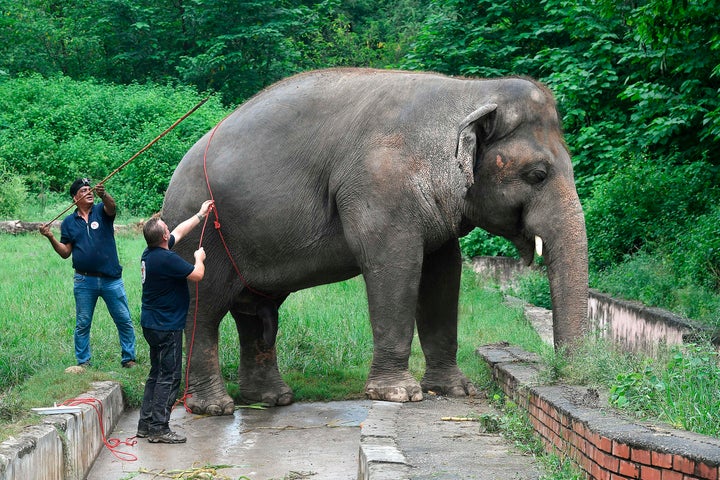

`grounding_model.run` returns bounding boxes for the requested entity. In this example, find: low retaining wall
[471,256,702,354]
[0,381,123,480]
[478,344,720,480]
[588,290,700,354]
